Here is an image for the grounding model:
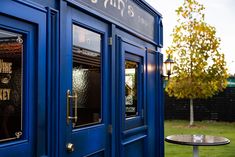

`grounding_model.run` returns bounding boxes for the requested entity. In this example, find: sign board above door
[73,0,155,39]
